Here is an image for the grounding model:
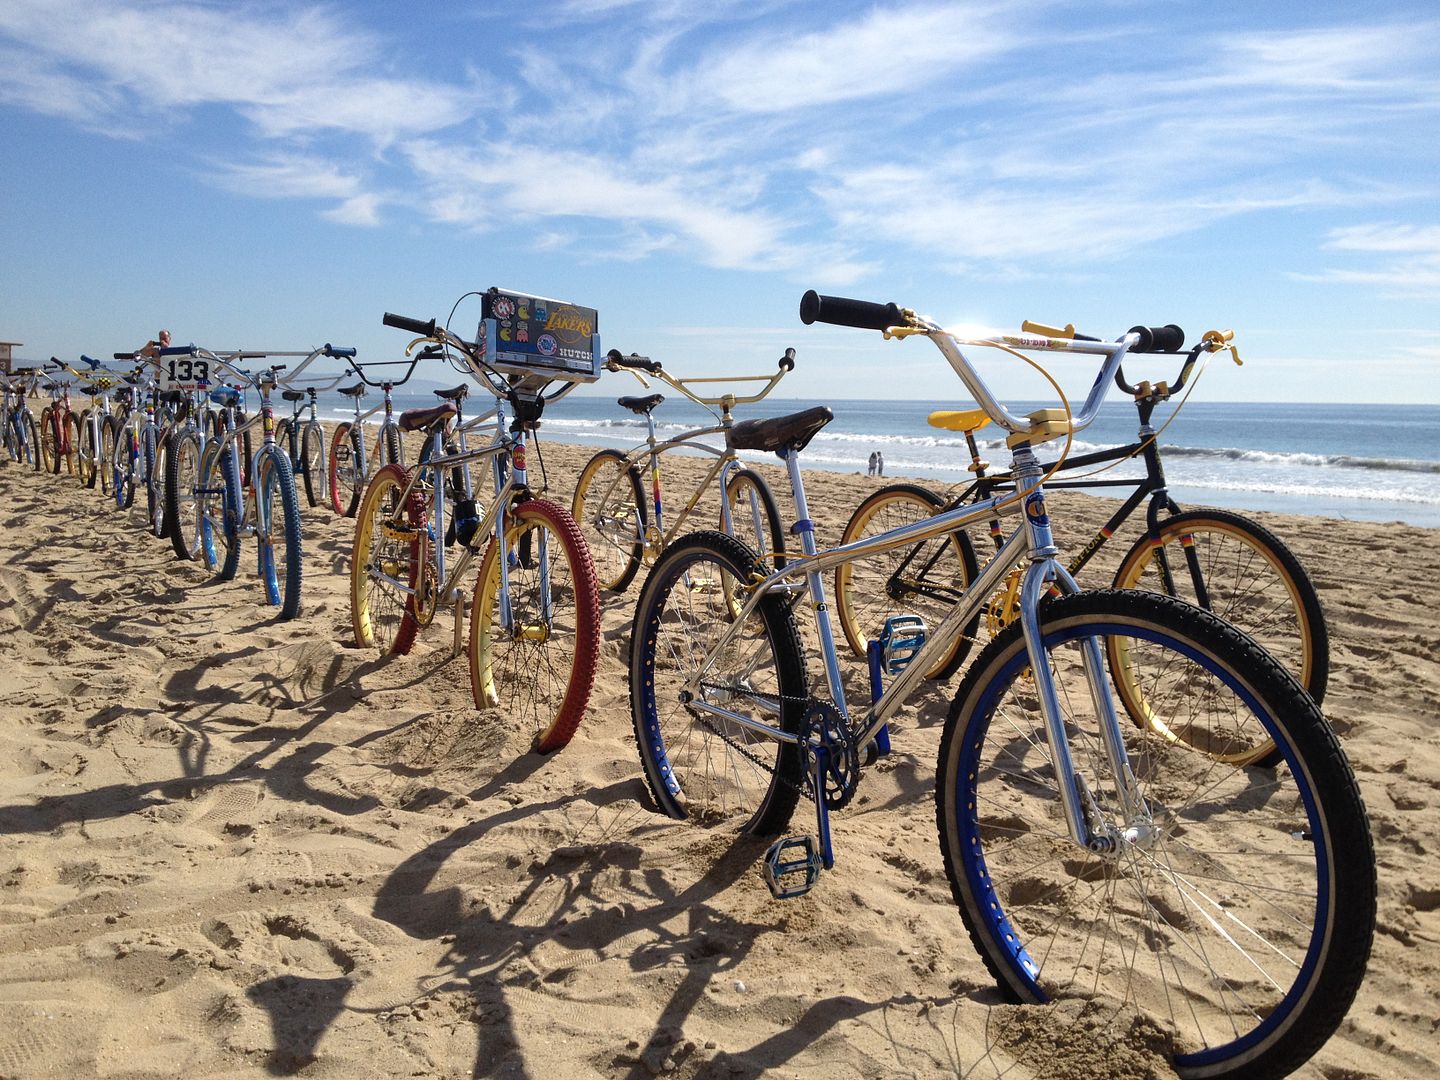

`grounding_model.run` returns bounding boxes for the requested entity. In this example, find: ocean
[314,385,1440,528]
